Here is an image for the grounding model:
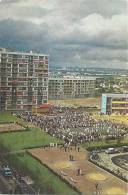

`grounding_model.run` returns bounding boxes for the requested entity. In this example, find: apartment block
[0,48,48,111]
[48,76,96,100]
